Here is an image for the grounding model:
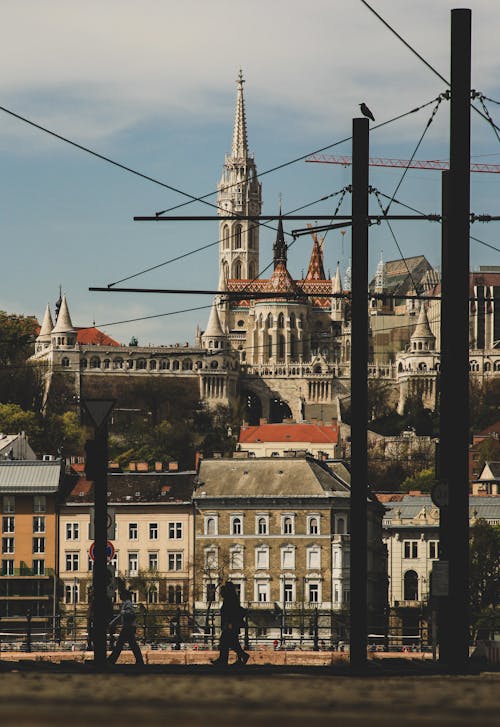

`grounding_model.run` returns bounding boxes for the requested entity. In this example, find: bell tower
[217,71,262,281]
